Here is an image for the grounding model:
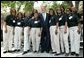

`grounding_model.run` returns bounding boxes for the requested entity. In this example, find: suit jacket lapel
[45,13,48,22]
[43,13,47,22]
[40,13,48,23]
[41,13,45,22]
